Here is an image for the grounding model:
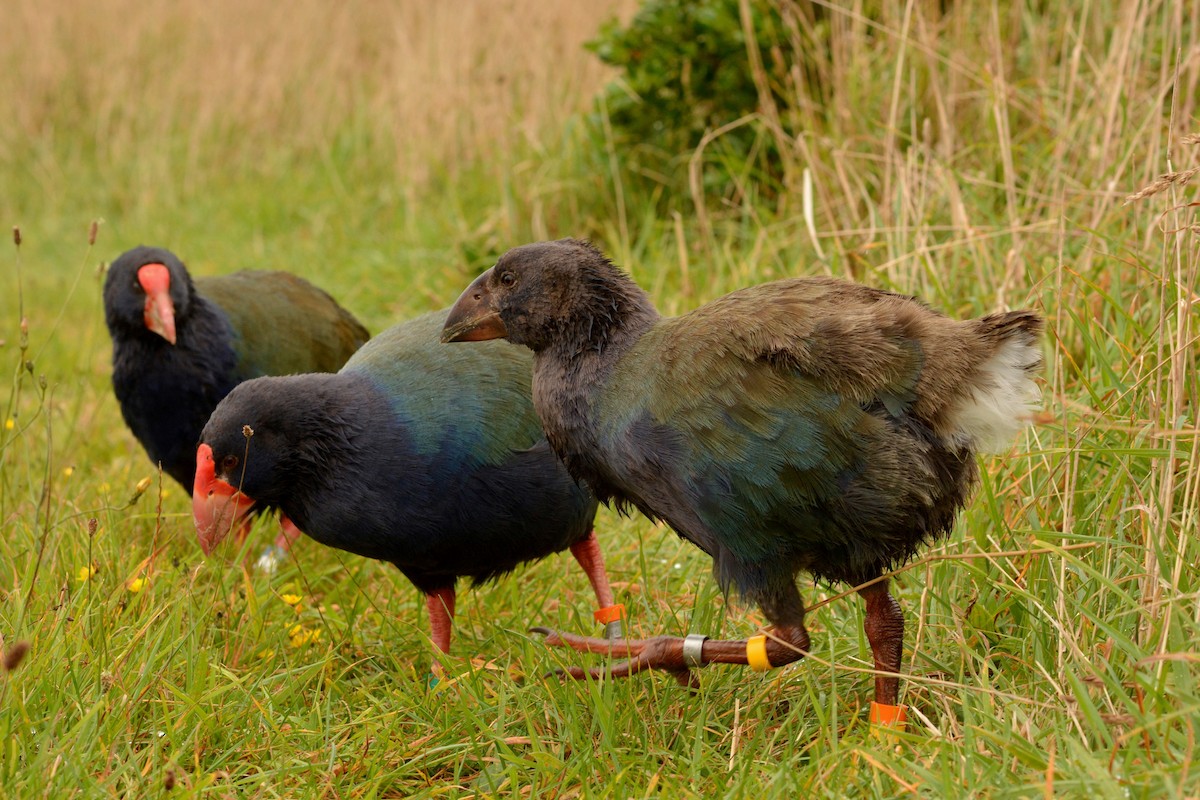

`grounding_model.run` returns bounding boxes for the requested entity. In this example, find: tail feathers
[947,310,1045,452]
[976,310,1045,349]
